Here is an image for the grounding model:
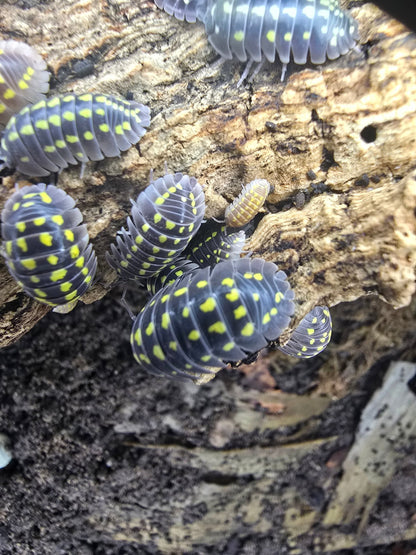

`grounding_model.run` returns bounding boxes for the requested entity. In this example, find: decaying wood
[1,2,416,552]
[0,0,415,346]
[323,361,416,534]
